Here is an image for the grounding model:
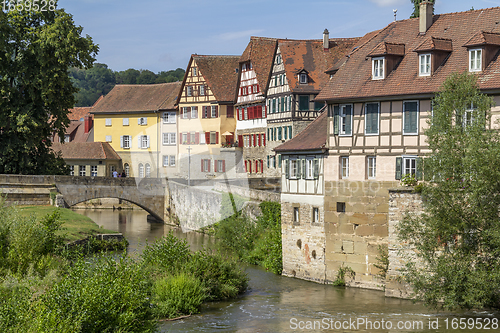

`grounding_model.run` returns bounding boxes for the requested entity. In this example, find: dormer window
[372,57,384,80]
[419,54,431,76]
[242,63,247,71]
[300,73,307,84]
[469,49,482,72]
